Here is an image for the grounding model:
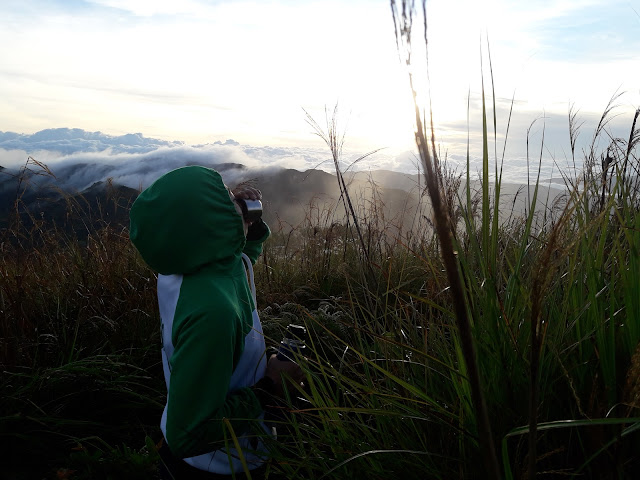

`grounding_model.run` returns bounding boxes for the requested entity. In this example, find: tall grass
[260,2,640,479]
[0,169,164,479]
[391,1,502,477]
